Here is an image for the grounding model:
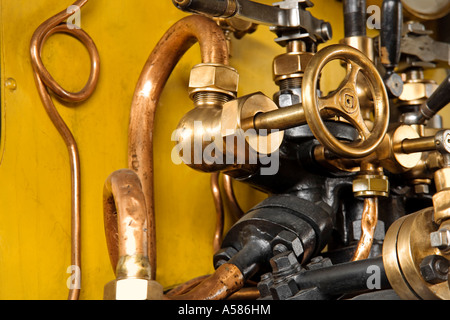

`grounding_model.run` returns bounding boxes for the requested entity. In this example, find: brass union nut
[353,174,389,197]
[188,63,239,99]
[398,80,437,103]
[103,278,164,300]
[273,52,313,83]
